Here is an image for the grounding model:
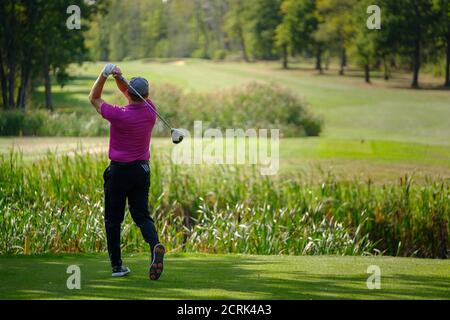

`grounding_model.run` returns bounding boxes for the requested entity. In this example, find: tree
[378,0,436,88]
[436,0,450,86]
[225,0,250,61]
[105,0,131,61]
[275,23,290,69]
[0,0,21,109]
[316,0,356,75]
[0,0,97,111]
[249,0,282,60]
[348,0,378,83]
[0,0,45,109]
[201,0,229,58]
[139,0,169,58]
[40,1,94,110]
[85,17,110,61]
[276,0,319,69]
